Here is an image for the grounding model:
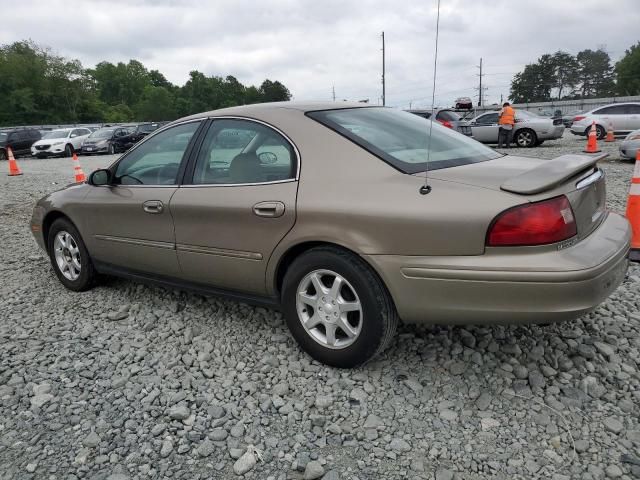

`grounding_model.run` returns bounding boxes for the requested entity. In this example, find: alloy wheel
[53,230,82,281]
[517,131,533,147]
[295,269,363,349]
